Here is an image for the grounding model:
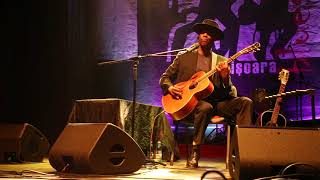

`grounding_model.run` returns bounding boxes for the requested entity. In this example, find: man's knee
[240,97,253,107]
[197,101,214,113]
